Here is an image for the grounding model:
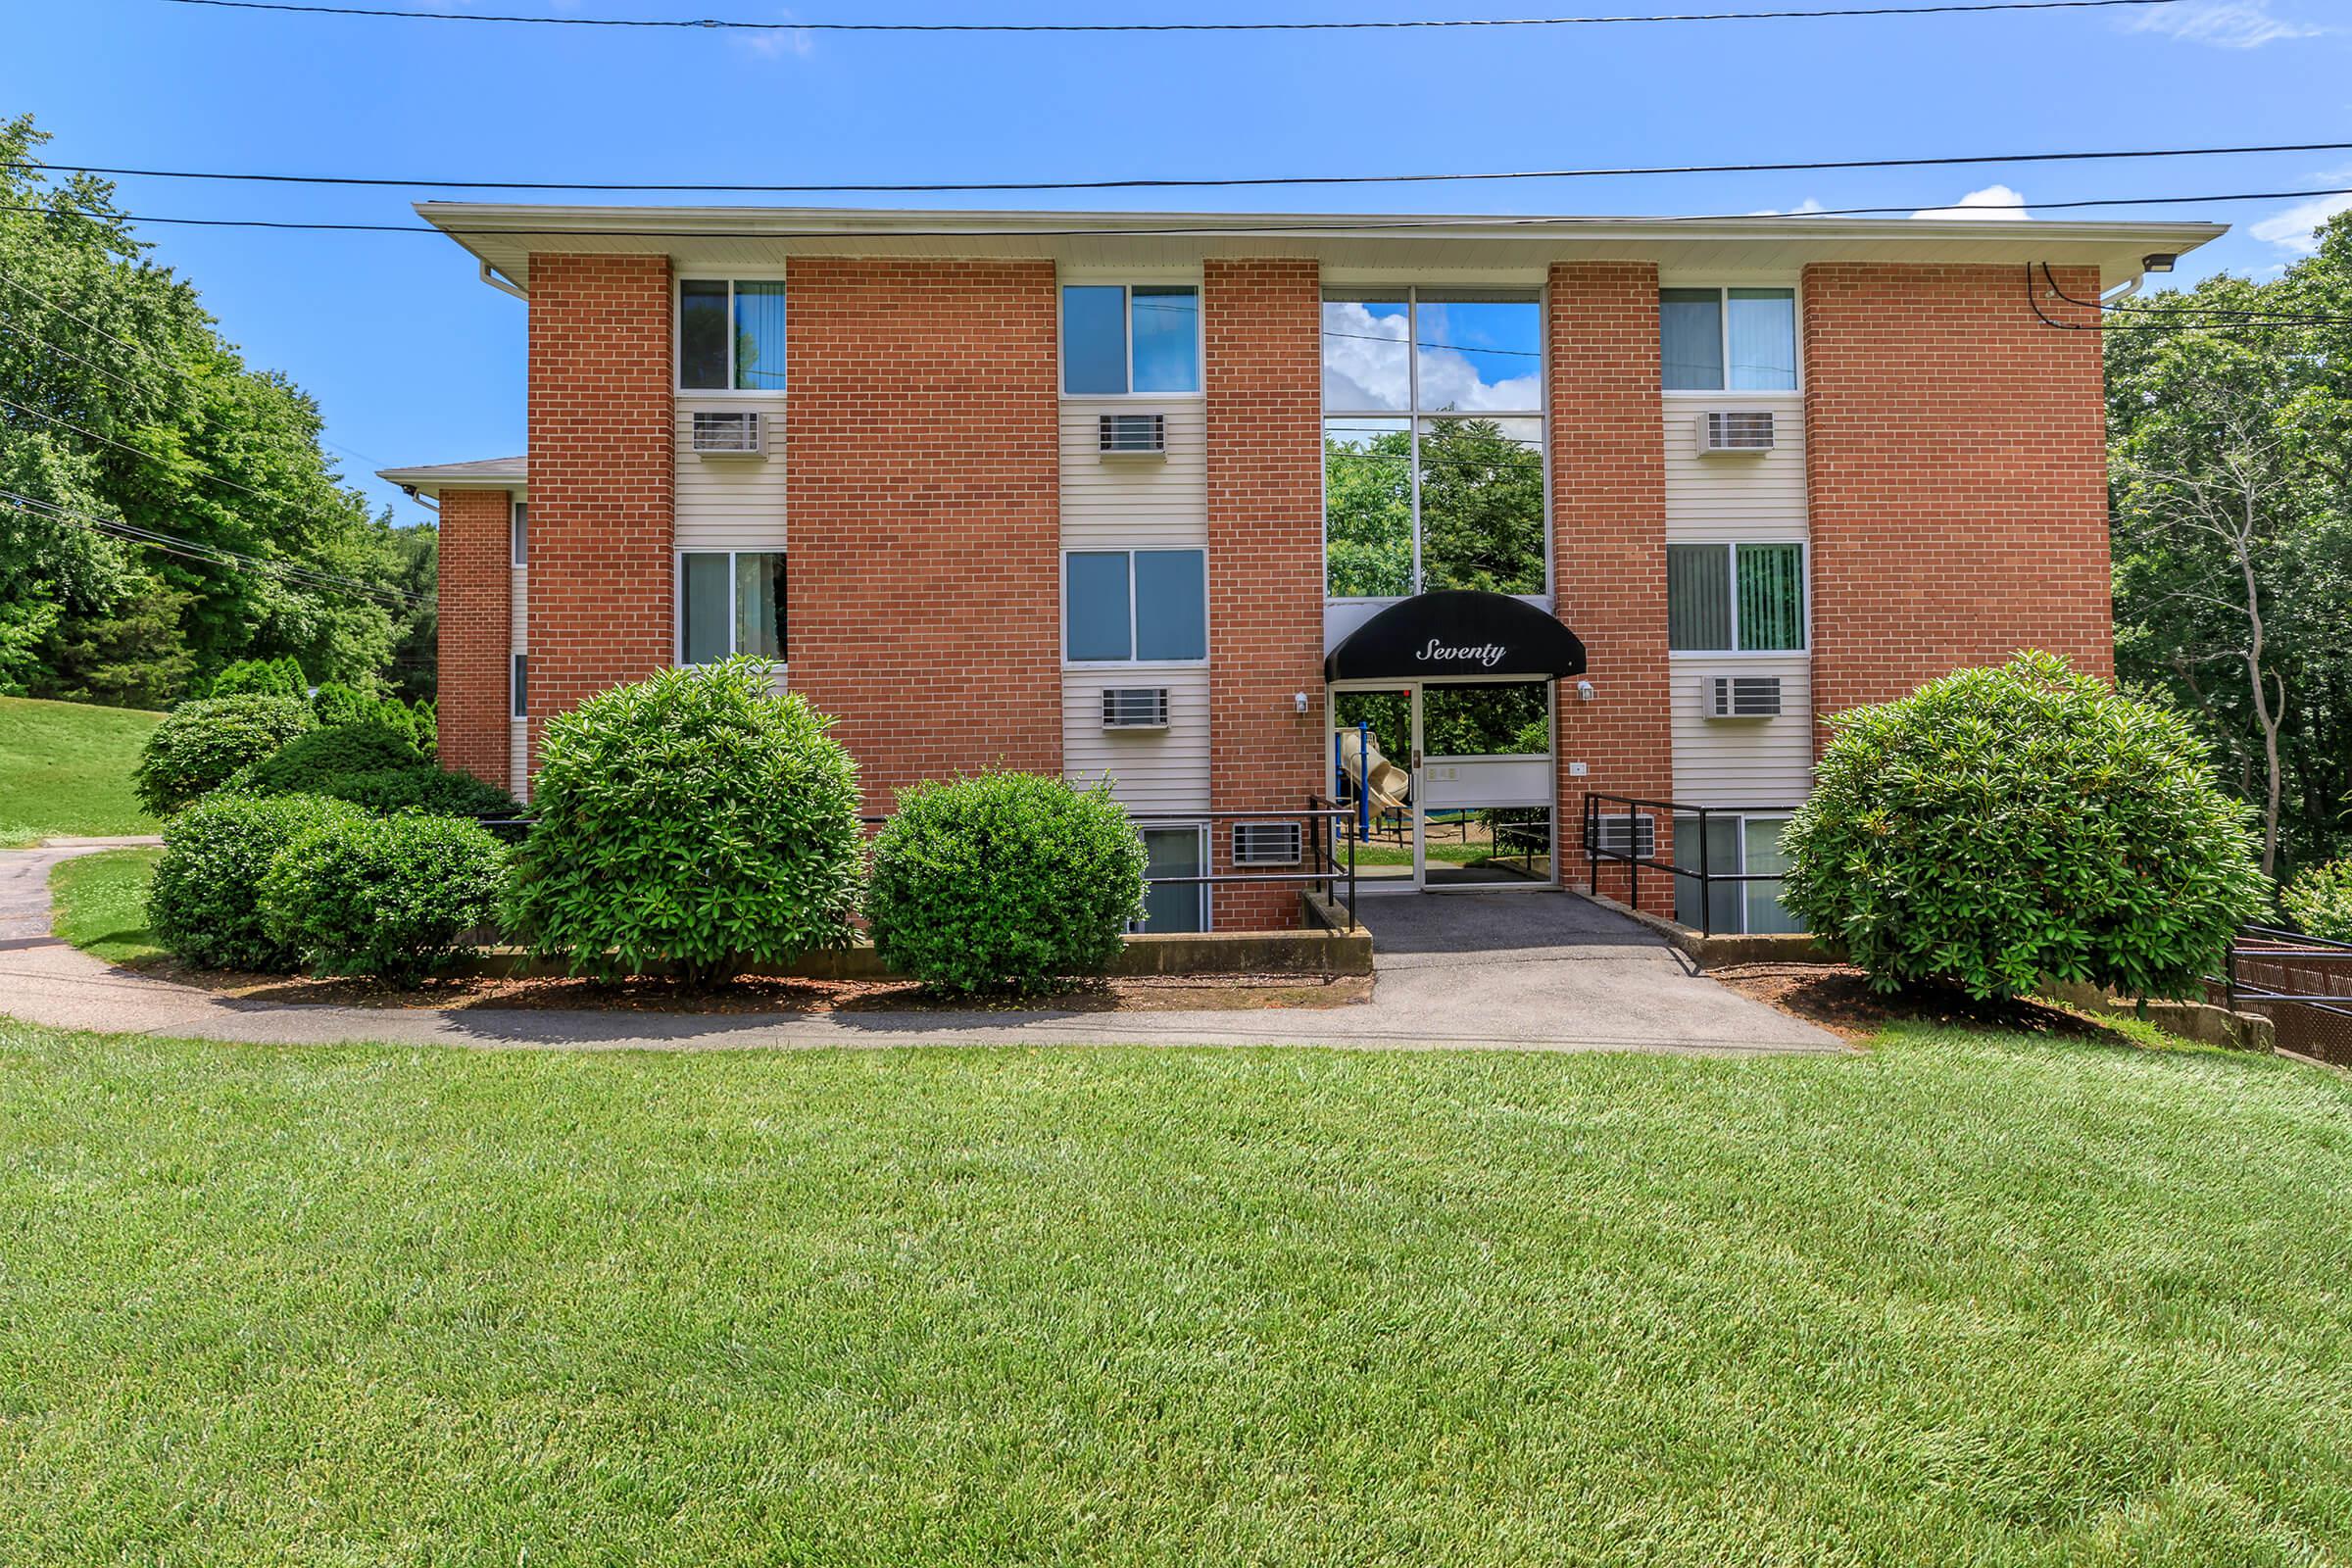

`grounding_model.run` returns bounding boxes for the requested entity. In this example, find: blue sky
[6,0,2347,522]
